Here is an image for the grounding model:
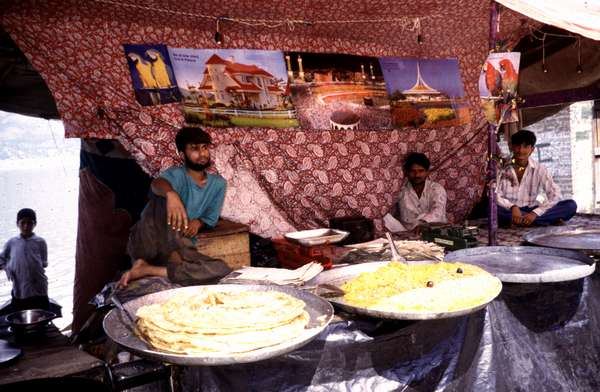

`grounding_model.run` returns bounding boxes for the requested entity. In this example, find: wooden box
[196,219,250,270]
